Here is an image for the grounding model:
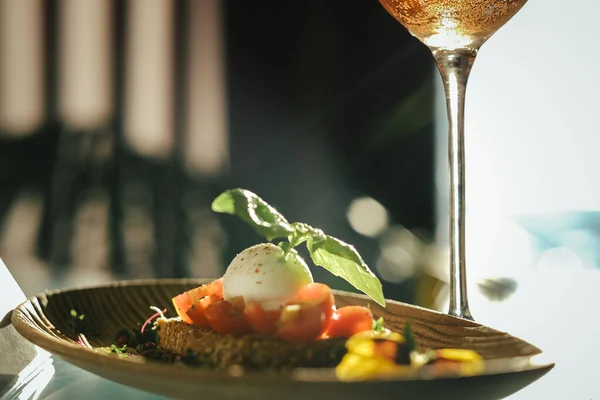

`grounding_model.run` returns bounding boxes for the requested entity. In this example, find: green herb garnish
[110,344,128,354]
[69,309,99,338]
[212,188,385,306]
[392,321,417,365]
[403,321,416,352]
[69,309,84,336]
[372,317,385,333]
